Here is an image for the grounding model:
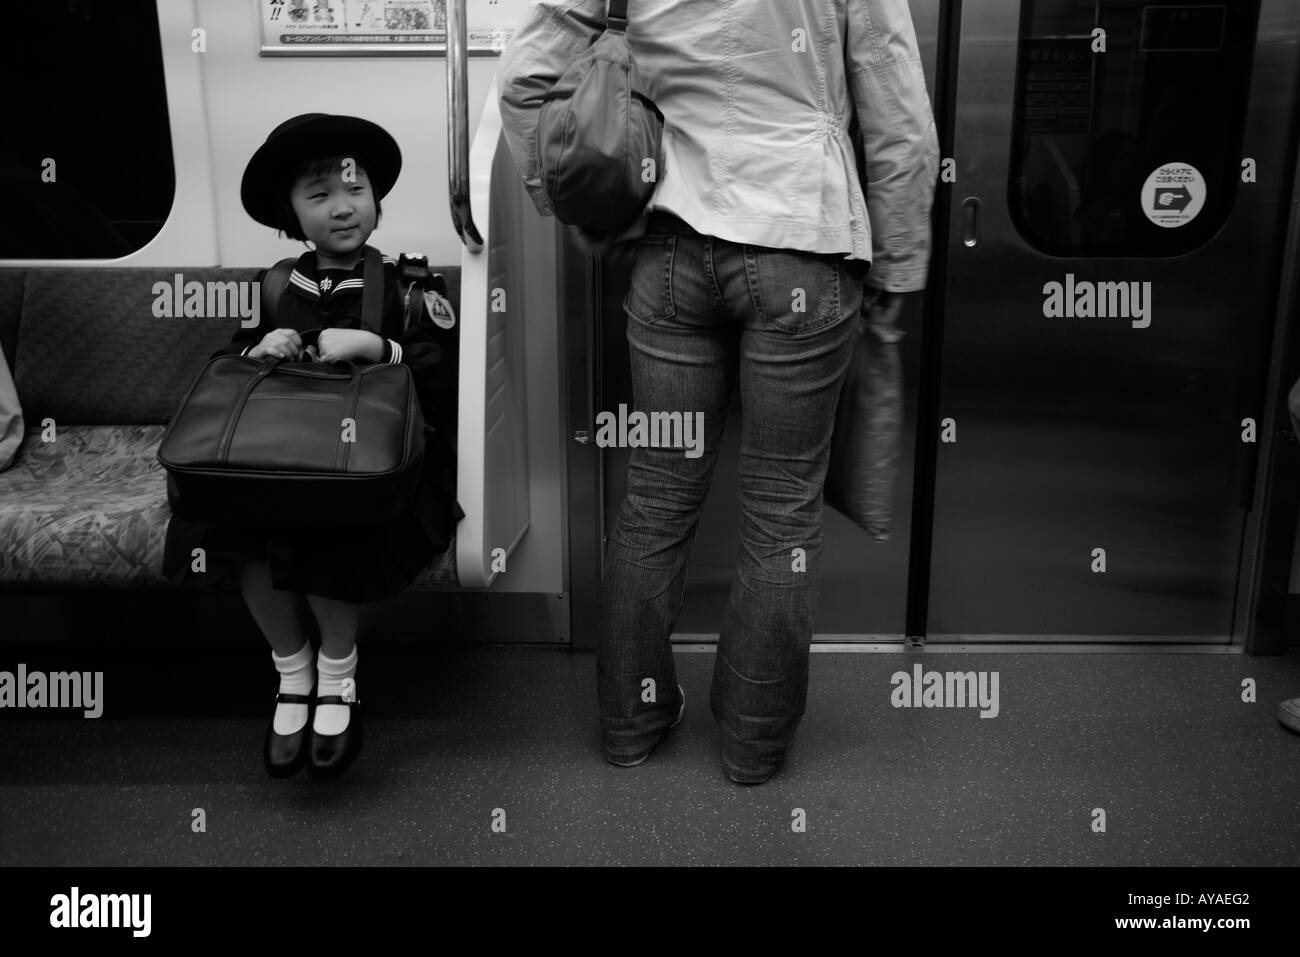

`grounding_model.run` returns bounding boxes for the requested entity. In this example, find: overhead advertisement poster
[259,0,531,55]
